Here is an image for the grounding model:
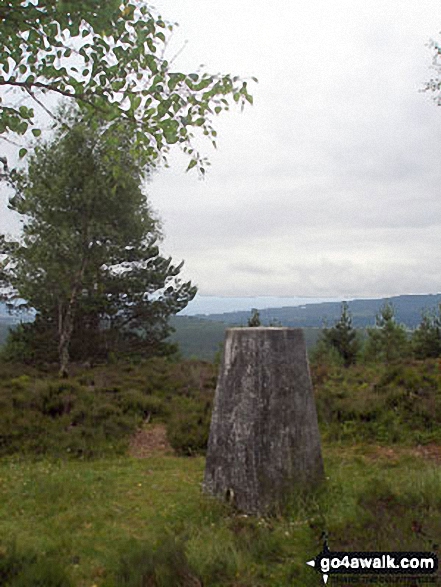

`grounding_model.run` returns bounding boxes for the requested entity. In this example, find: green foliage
[315,360,441,444]
[319,302,360,367]
[247,308,261,327]
[0,1,255,174]
[0,358,216,458]
[0,321,14,346]
[0,377,143,458]
[363,301,410,363]
[1,112,196,372]
[166,395,213,456]
[213,343,224,369]
[165,360,216,455]
[0,541,72,587]
[412,305,441,359]
[0,320,58,365]
[309,338,344,378]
